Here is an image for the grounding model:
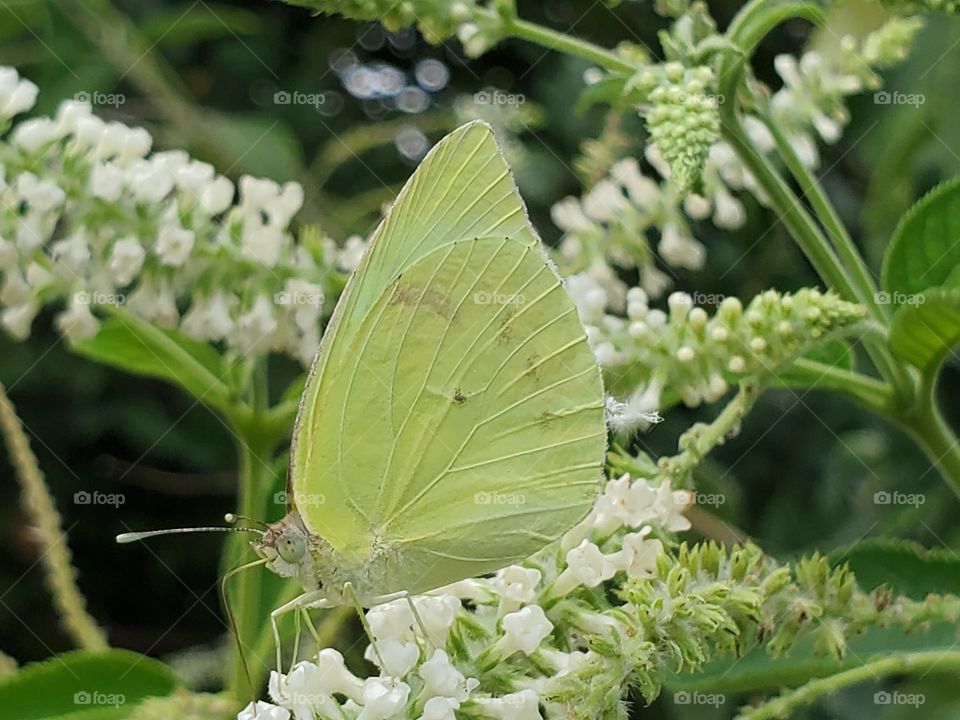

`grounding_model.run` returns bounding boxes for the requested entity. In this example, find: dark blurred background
[2,1,959,717]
